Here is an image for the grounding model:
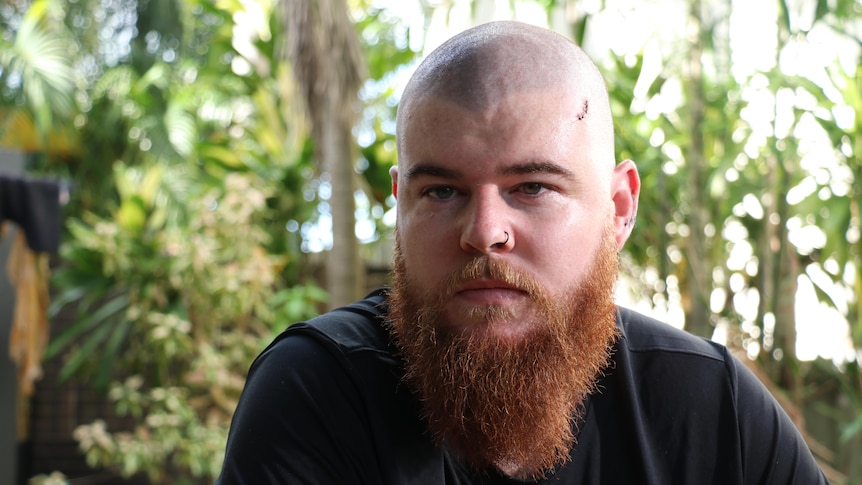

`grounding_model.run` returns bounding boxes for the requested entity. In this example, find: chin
[442,305,540,342]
